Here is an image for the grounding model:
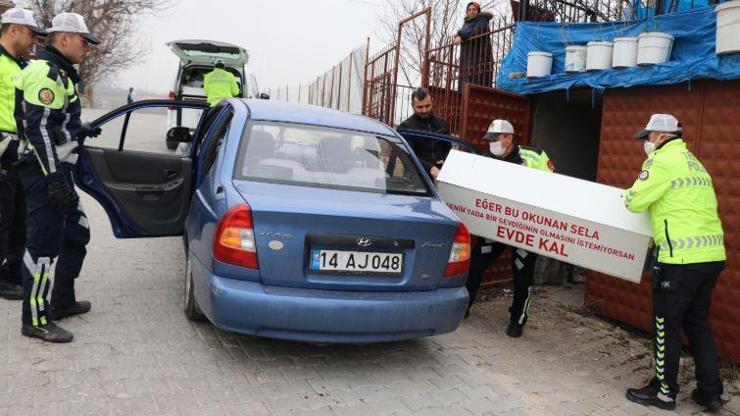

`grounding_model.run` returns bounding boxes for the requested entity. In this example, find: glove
[46,172,72,211]
[78,123,102,139]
